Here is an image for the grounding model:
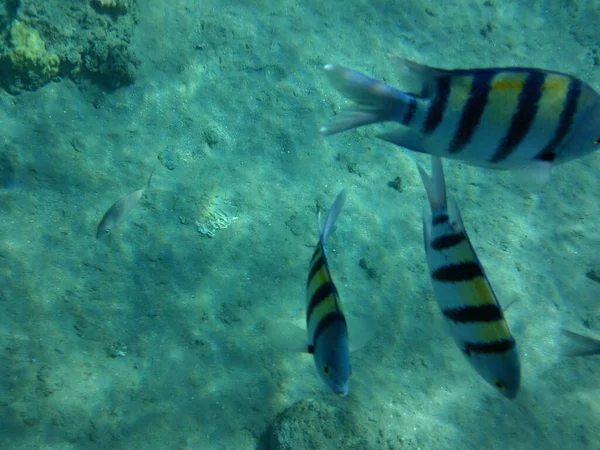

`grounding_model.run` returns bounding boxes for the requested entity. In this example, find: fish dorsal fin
[388,55,450,98]
[319,189,347,244]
